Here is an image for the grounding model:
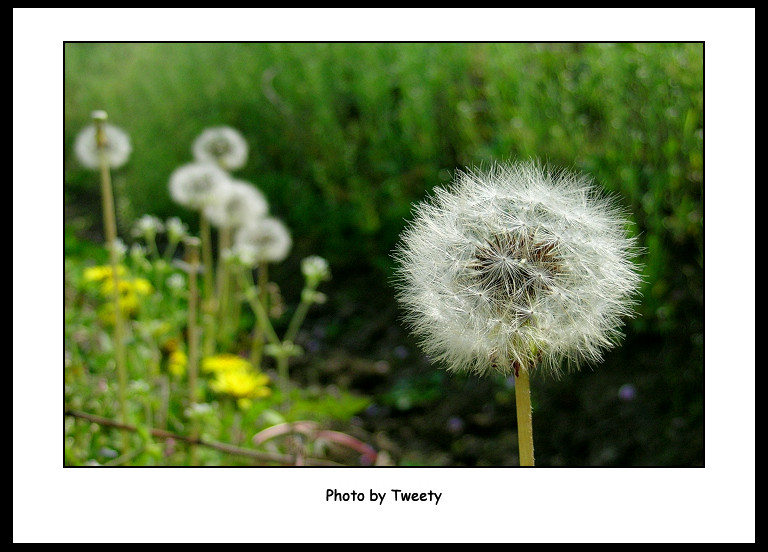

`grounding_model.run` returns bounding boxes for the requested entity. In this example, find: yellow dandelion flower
[168,349,188,377]
[119,294,140,316]
[201,353,253,374]
[130,277,154,296]
[209,369,271,400]
[83,264,127,283]
[100,277,154,297]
